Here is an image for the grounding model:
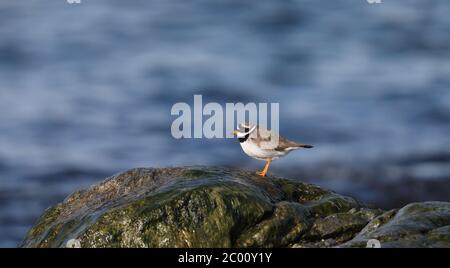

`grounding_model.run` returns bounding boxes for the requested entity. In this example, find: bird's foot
[256,171,267,177]
[256,159,271,177]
